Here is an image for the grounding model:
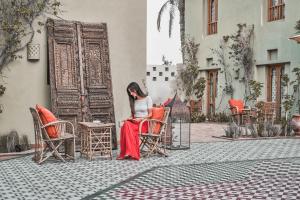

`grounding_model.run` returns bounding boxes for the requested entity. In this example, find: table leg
[89,129,92,161]
[109,127,112,160]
